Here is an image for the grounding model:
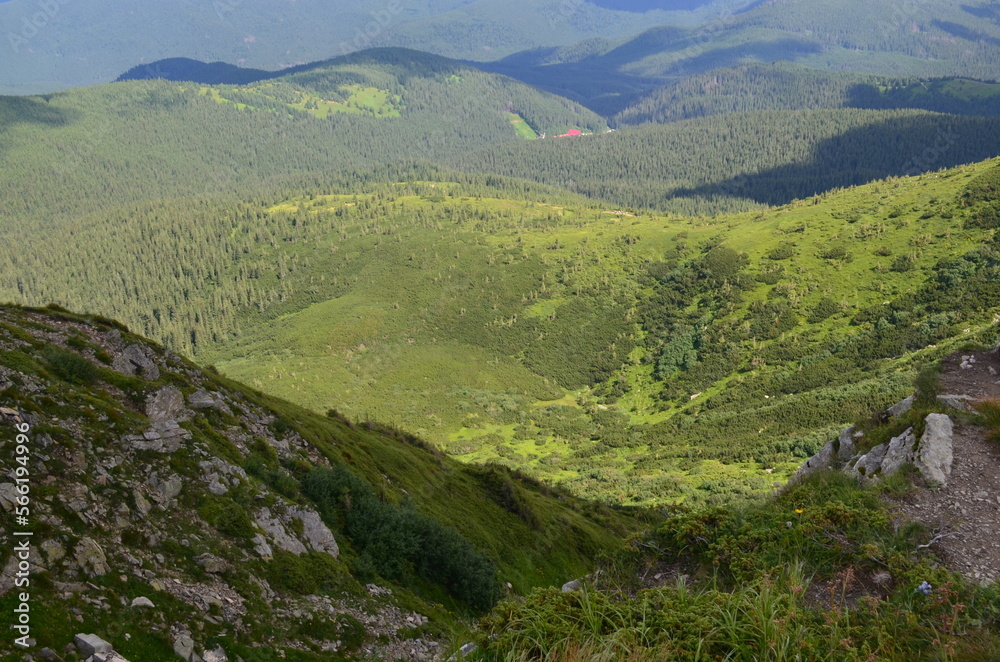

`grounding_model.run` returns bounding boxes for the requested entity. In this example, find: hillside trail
[891,346,1000,585]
